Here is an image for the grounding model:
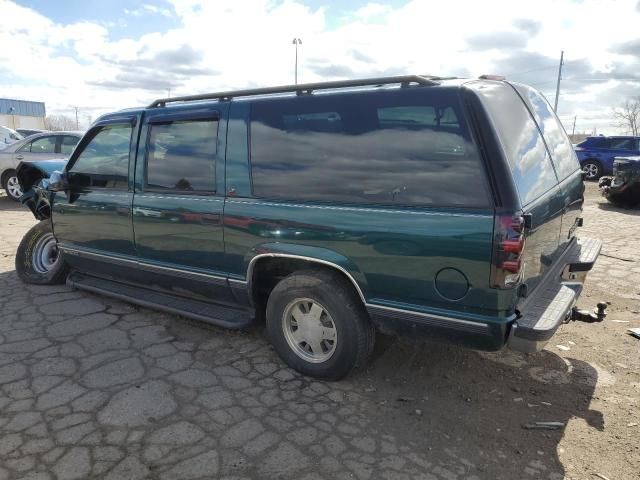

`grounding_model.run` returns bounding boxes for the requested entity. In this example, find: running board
[66,272,253,329]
